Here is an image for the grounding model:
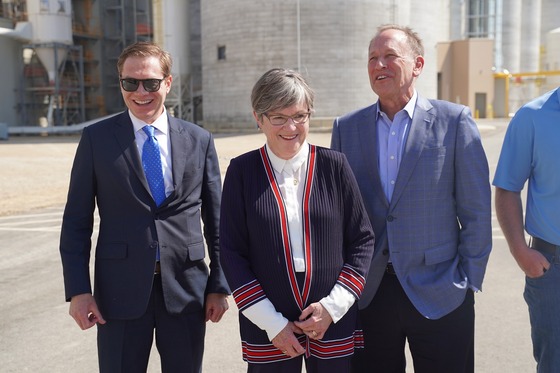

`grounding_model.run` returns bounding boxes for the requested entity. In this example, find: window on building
[218,46,226,61]
[467,0,495,38]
